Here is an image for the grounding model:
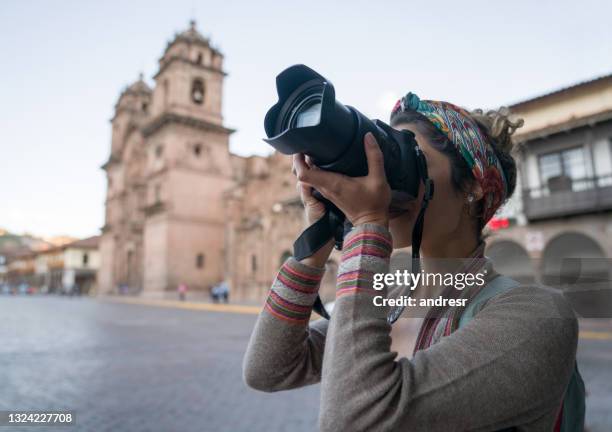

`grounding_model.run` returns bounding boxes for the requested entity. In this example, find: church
[99,21,339,302]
